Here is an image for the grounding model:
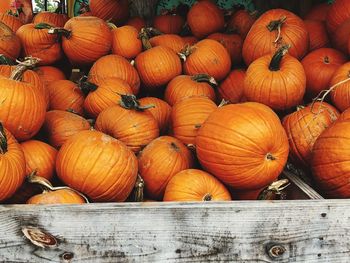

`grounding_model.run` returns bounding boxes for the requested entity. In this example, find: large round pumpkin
[0,13,23,32]
[89,0,129,25]
[304,20,330,51]
[56,130,138,202]
[196,102,289,190]
[0,22,21,60]
[242,9,309,66]
[138,136,194,200]
[330,62,350,112]
[164,169,231,202]
[217,69,246,104]
[111,25,142,59]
